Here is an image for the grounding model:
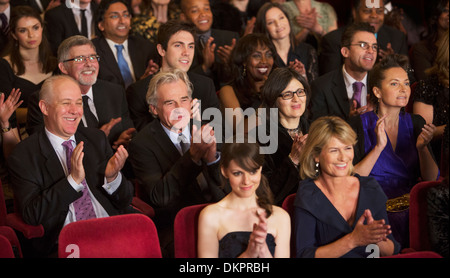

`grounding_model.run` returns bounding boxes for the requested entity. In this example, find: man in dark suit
[180,0,239,90]
[126,20,220,131]
[319,0,408,75]
[128,69,226,257]
[26,35,136,151]
[44,0,101,55]
[310,22,377,122]
[92,0,159,89]
[7,75,134,257]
